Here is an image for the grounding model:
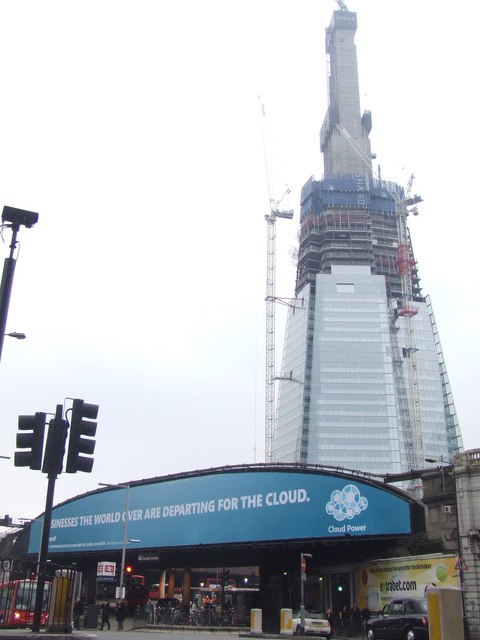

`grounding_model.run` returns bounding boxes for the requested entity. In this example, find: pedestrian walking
[100,600,111,630]
[144,598,154,624]
[116,598,127,630]
[351,602,362,636]
[73,597,84,630]
[340,605,349,636]
[327,608,336,637]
